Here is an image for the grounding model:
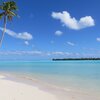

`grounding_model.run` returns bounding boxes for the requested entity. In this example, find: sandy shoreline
[0,73,100,100]
[0,75,58,100]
